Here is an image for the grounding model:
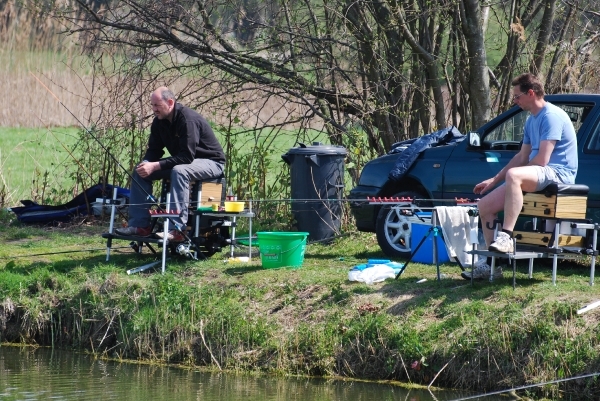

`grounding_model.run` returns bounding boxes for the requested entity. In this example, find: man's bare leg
[477,185,506,247]
[502,166,540,232]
